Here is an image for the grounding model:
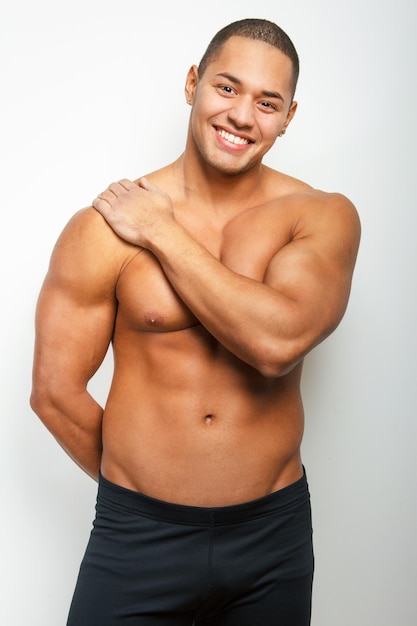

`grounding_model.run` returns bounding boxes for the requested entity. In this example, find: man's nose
[227,97,255,128]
